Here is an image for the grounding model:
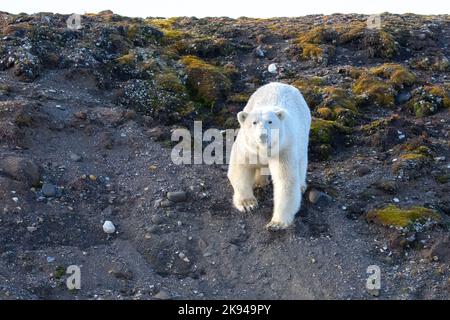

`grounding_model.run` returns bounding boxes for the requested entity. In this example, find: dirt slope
[0,11,449,299]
